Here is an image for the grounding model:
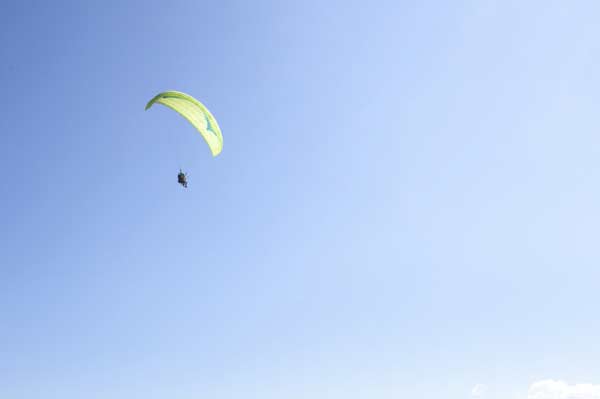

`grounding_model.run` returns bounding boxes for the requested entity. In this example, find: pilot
[177,170,188,188]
